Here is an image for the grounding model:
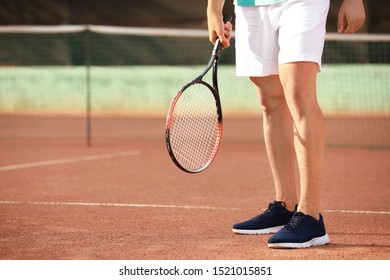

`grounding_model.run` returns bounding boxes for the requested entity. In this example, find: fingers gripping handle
[212,14,233,58]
